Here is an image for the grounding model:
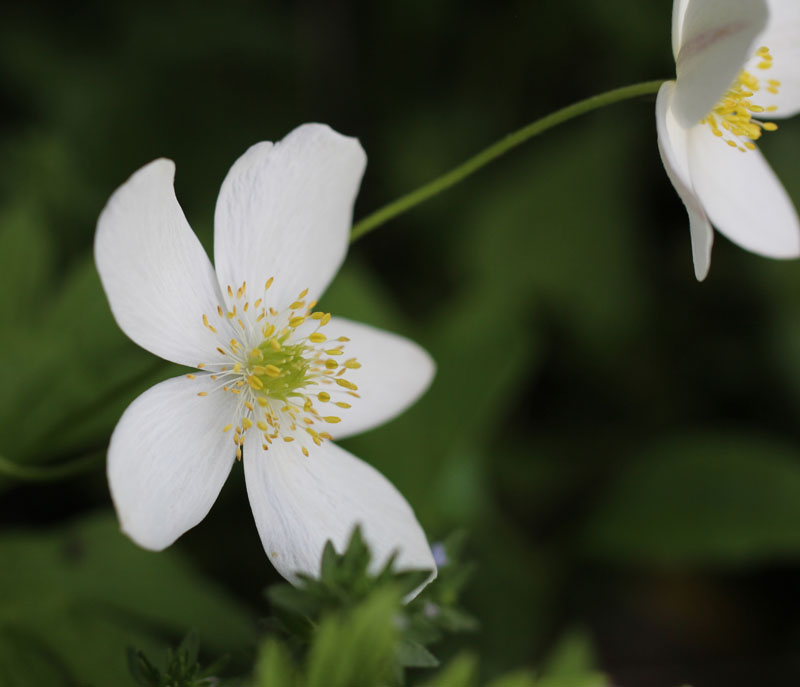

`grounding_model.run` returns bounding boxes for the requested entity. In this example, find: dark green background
[2,0,800,685]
